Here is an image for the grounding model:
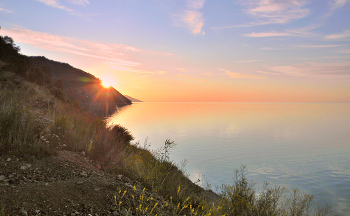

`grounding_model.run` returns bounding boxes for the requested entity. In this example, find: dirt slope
[0,151,168,216]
